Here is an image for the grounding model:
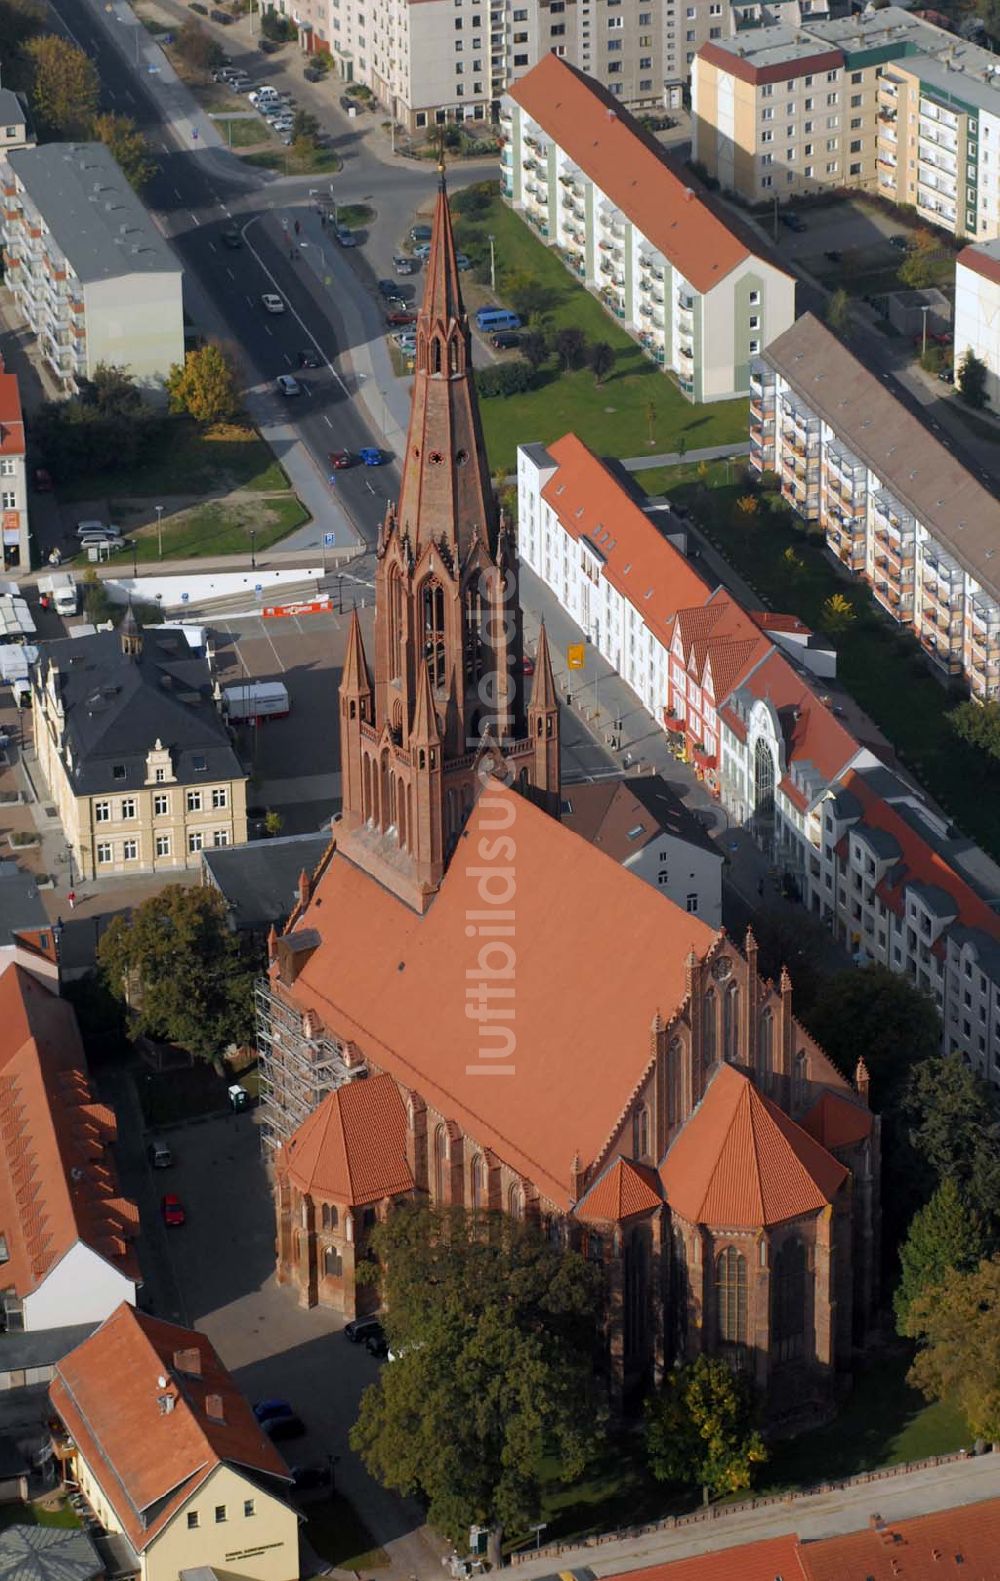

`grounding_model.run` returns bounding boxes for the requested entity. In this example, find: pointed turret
[120,599,142,660]
[338,610,374,834]
[410,656,441,745]
[527,622,560,816]
[341,609,372,704]
[409,658,445,893]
